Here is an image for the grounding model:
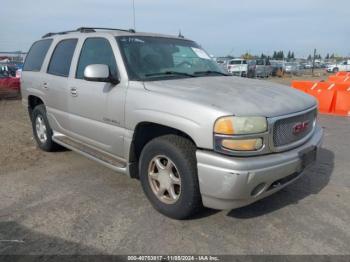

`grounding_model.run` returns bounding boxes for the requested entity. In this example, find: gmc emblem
[293,121,309,135]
